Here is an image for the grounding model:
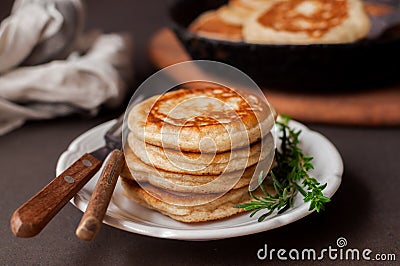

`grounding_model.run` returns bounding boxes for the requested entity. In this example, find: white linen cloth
[0,0,85,73]
[0,0,134,135]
